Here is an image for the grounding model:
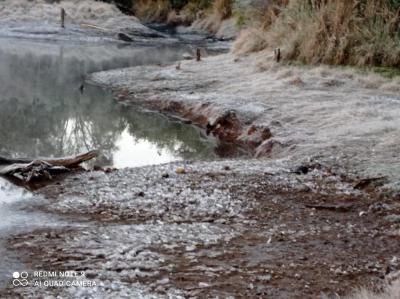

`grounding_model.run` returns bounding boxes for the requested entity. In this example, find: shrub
[234,0,400,67]
[213,0,232,19]
[133,0,171,22]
